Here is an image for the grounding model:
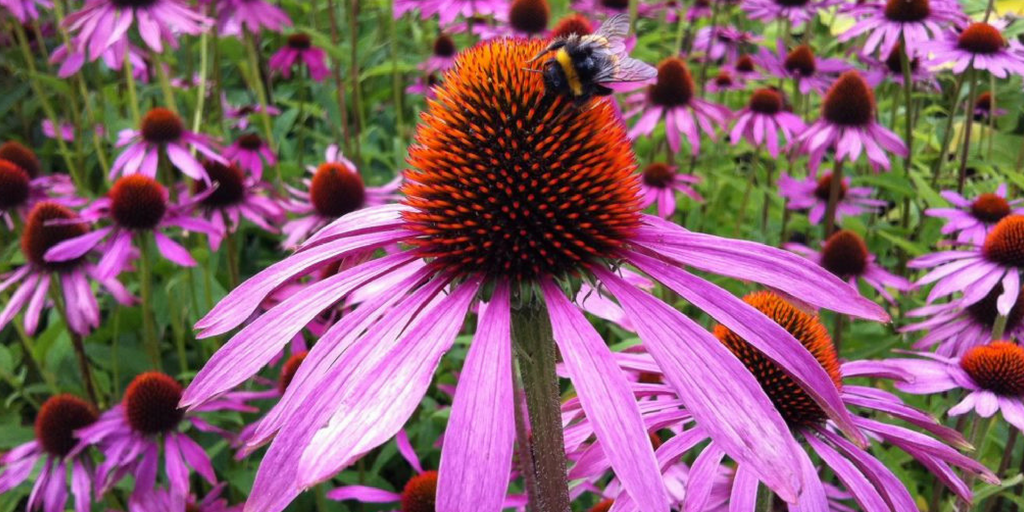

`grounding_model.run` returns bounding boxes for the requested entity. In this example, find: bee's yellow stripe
[555,49,583,96]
